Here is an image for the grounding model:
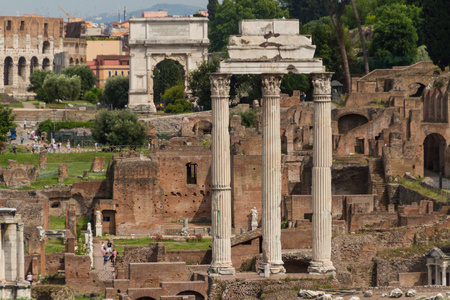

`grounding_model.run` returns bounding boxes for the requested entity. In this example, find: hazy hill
[86,3,205,24]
